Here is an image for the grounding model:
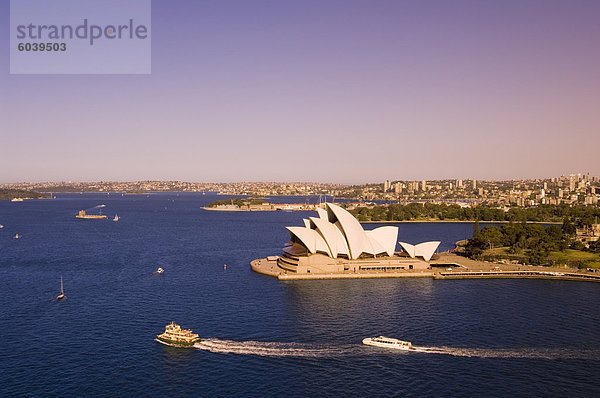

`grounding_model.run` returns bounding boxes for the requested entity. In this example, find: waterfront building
[274,203,439,274]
